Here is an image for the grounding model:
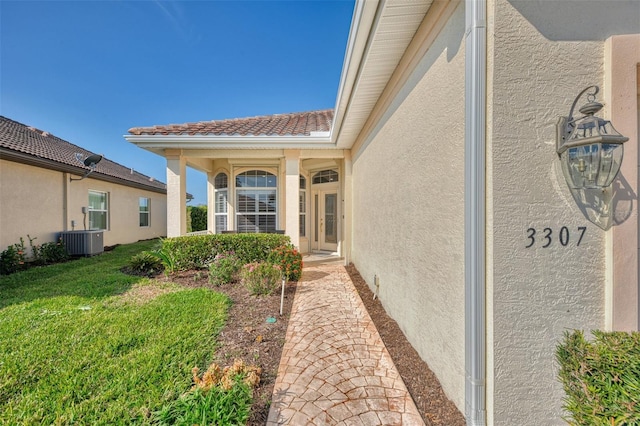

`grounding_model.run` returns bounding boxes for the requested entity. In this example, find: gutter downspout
[464,0,487,425]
